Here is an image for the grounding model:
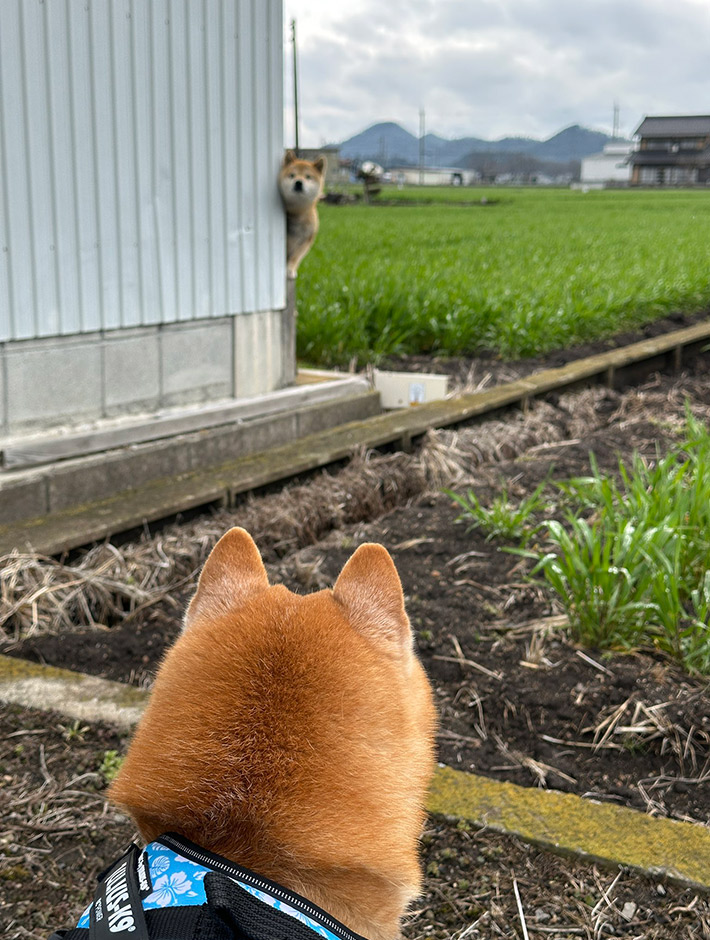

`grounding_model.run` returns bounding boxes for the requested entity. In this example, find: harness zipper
[157,833,364,940]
